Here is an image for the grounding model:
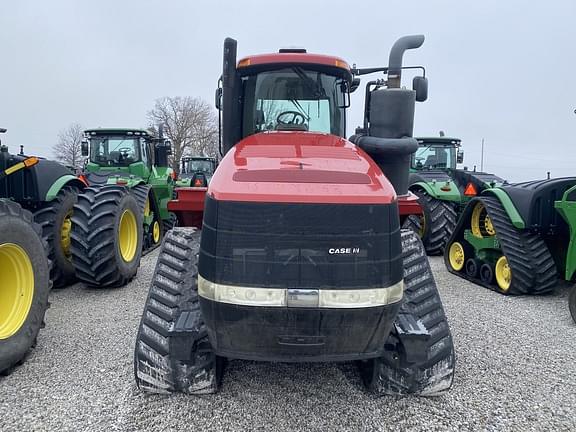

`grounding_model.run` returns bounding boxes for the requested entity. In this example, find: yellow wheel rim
[61,211,73,259]
[484,215,495,236]
[471,202,495,238]
[144,198,151,217]
[119,210,138,262]
[152,221,161,244]
[495,255,512,292]
[448,242,465,271]
[0,243,34,339]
